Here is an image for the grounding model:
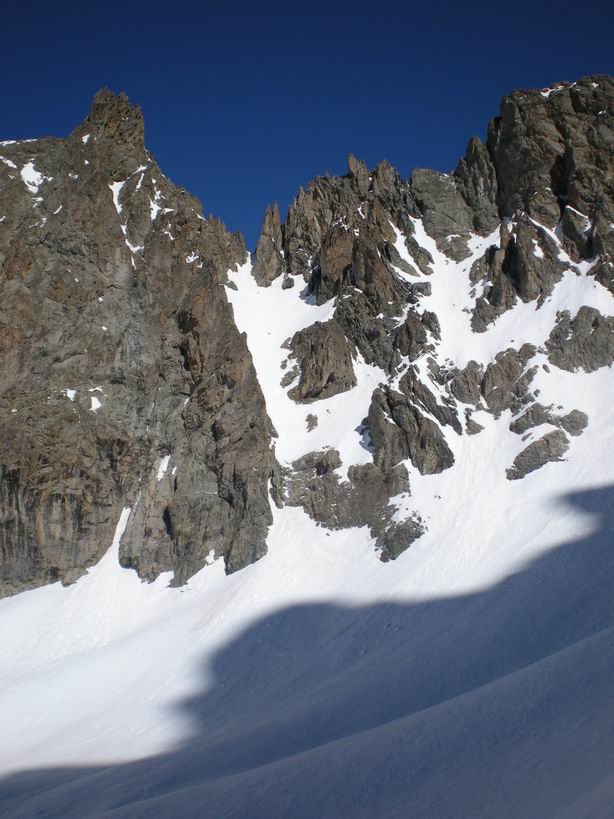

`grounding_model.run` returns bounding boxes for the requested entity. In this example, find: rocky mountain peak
[71,87,145,150]
[487,74,614,228]
[252,202,284,286]
[1,75,613,598]
[2,70,614,819]
[0,88,274,596]
[346,153,370,195]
